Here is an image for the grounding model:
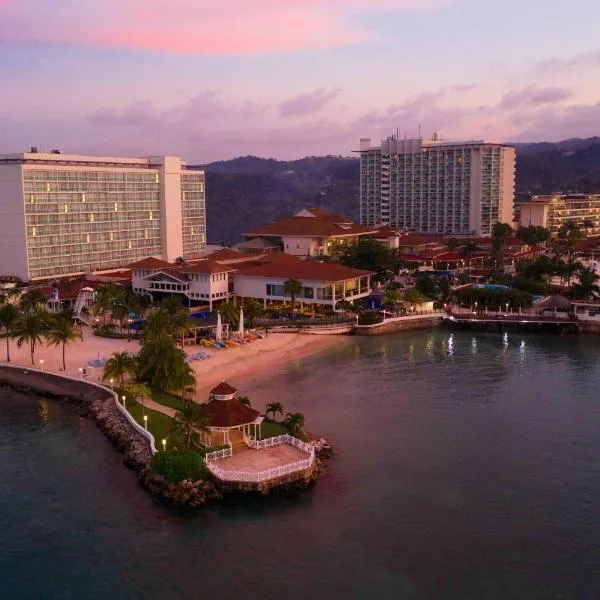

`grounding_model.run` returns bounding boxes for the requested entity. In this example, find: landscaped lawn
[149,389,187,412]
[127,402,173,442]
[260,420,288,439]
